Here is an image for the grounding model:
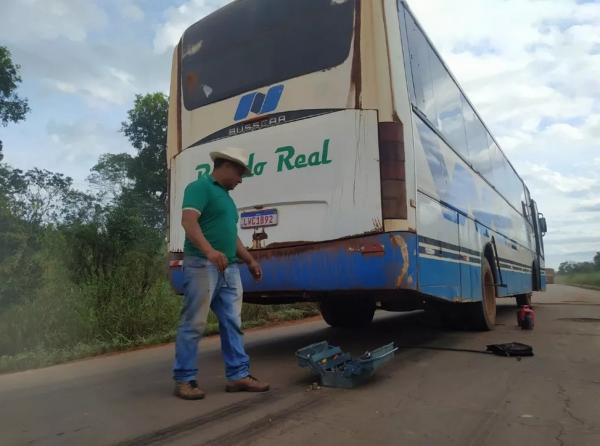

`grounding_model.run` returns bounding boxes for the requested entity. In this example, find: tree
[0,46,30,159]
[558,261,573,275]
[101,92,169,230]
[594,252,600,269]
[87,153,134,203]
[120,93,168,202]
[0,164,97,226]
